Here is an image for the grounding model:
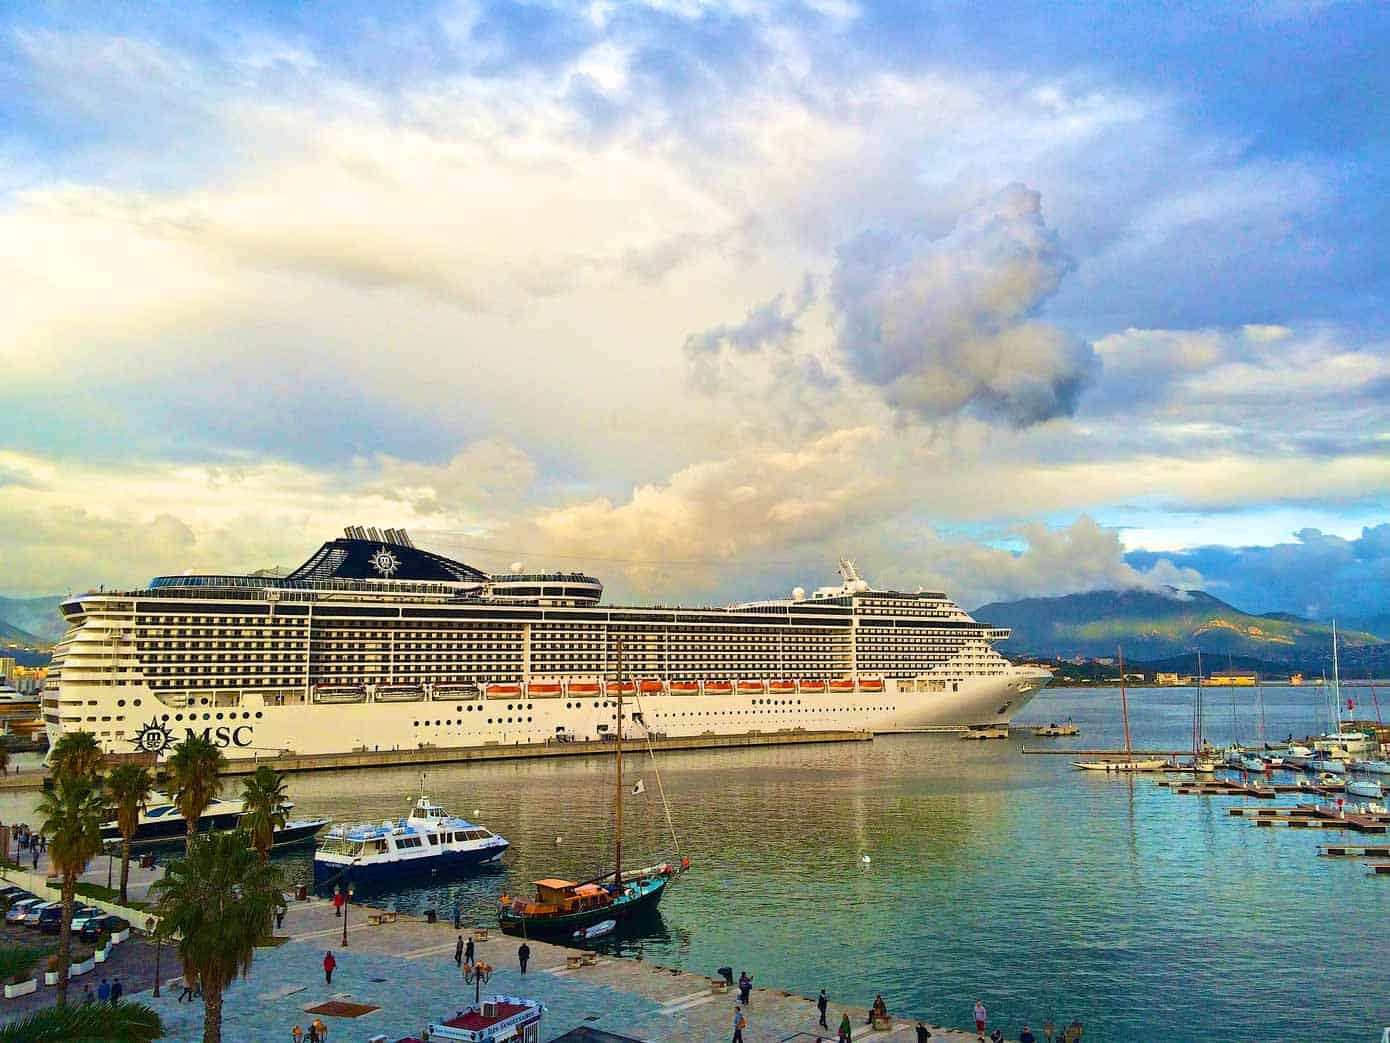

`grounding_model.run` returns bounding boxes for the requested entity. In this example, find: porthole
[255,712,263,719]
[161,714,170,722]
[413,721,419,727]
[175,714,183,721]
[216,713,223,720]
[117,699,126,707]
